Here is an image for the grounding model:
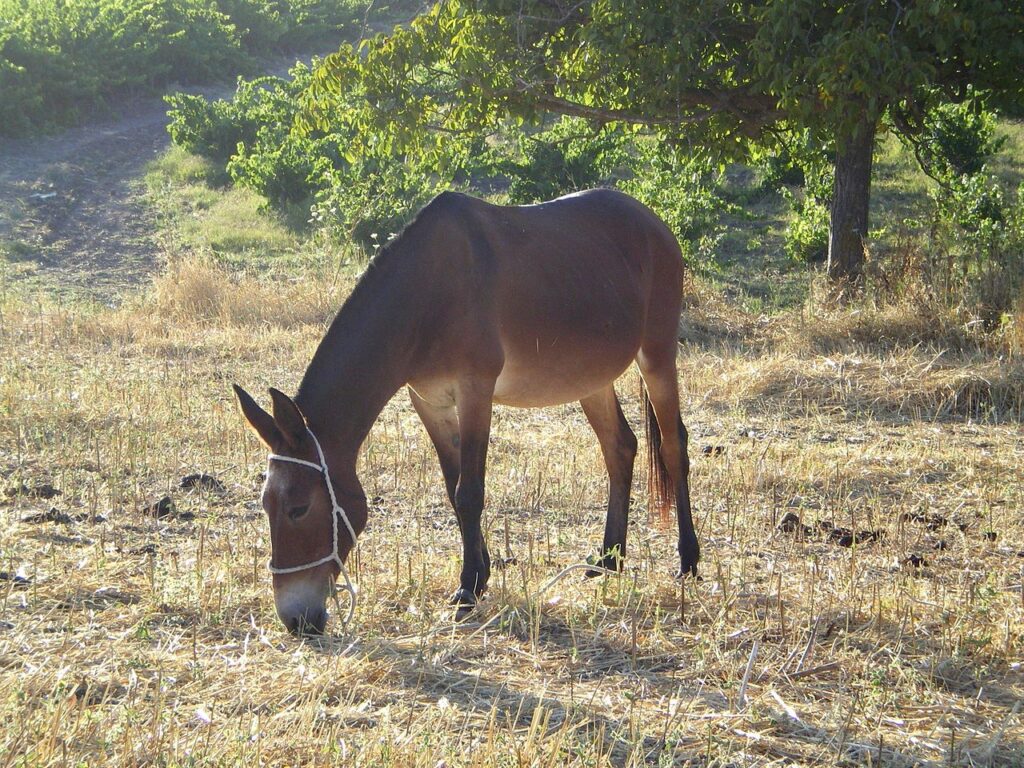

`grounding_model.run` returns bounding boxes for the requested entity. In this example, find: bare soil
[0,54,323,301]
[0,95,178,298]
